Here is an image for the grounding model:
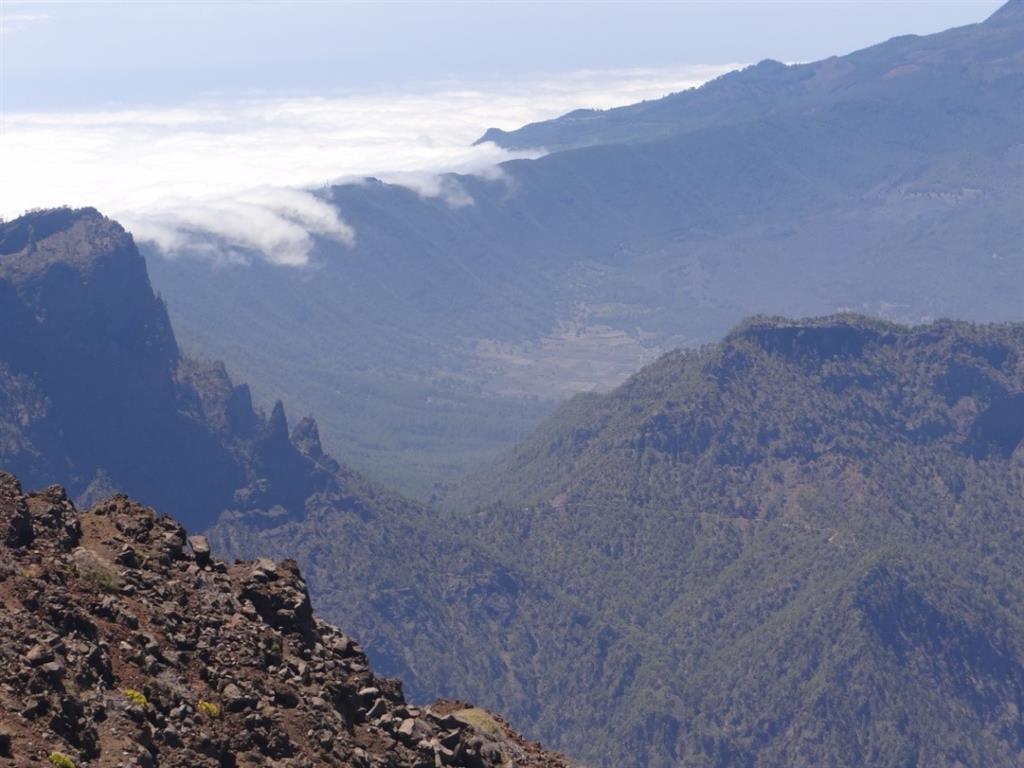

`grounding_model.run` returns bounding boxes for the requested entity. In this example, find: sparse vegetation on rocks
[47,752,75,768]
[0,472,571,767]
[122,688,149,709]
